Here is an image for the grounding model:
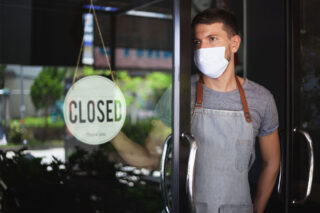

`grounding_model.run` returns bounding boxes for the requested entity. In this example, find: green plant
[116,71,172,109]
[30,67,66,127]
[0,145,163,212]
[121,118,153,145]
[12,117,64,128]
[83,66,110,76]
[8,120,23,144]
